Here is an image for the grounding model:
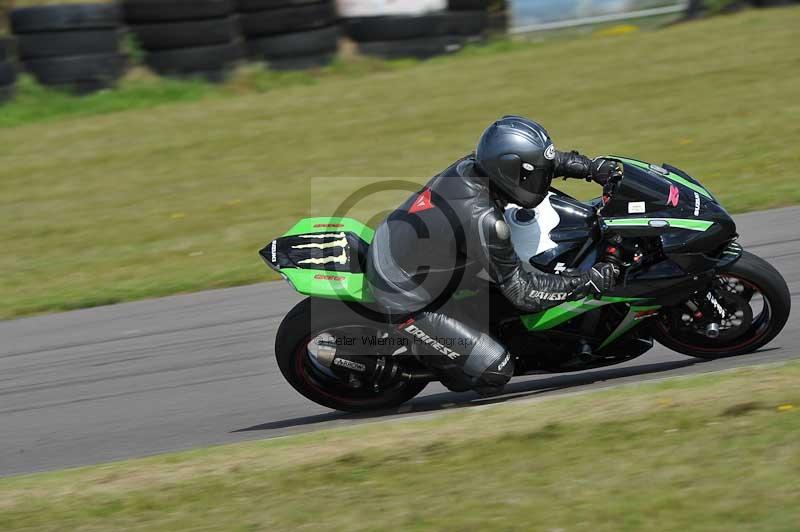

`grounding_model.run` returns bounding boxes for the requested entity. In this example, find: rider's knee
[465,334,514,395]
